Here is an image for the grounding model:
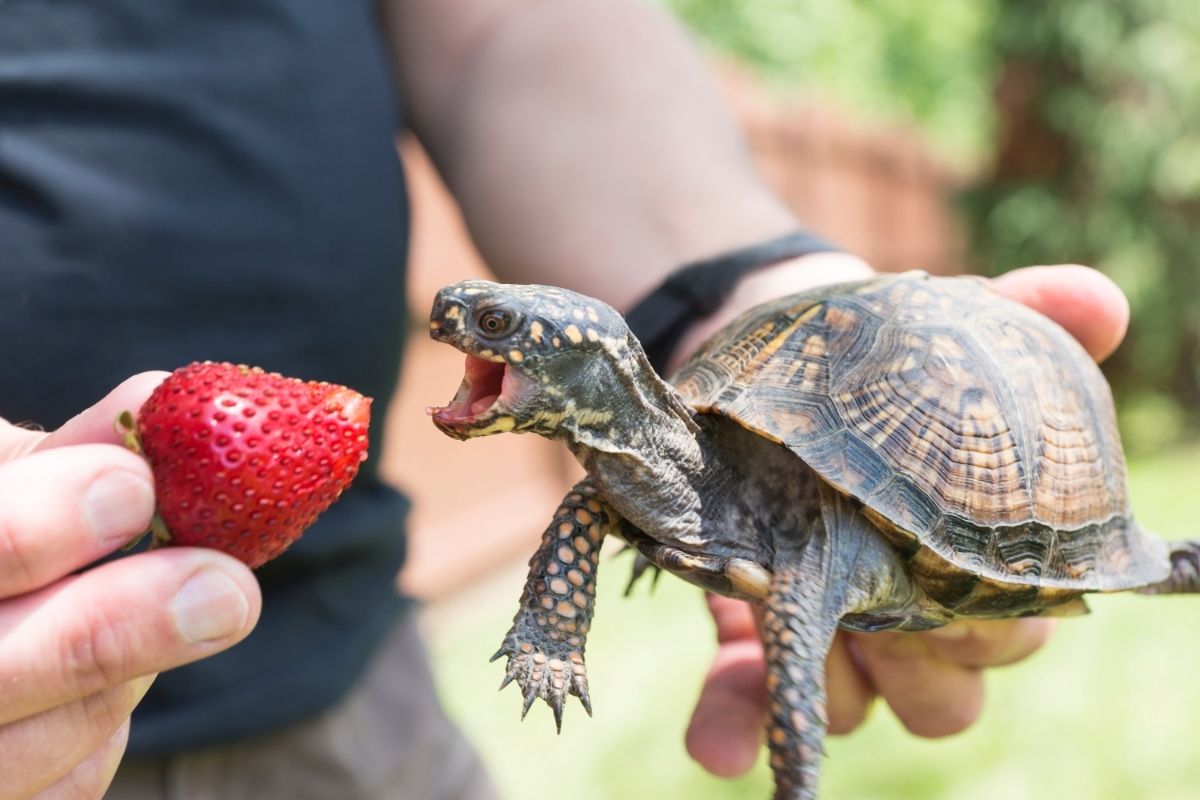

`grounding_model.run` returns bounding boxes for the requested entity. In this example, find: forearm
[667,252,873,369]
[386,0,857,309]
